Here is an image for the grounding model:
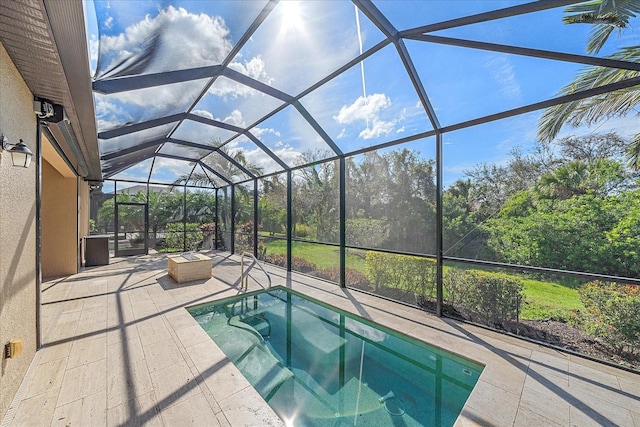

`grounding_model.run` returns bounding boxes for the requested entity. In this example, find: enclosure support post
[182,185,187,252]
[35,118,42,349]
[214,188,219,250]
[144,197,149,255]
[253,179,258,258]
[339,157,346,288]
[286,170,292,272]
[230,185,236,254]
[114,197,120,257]
[146,183,150,253]
[436,132,444,317]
